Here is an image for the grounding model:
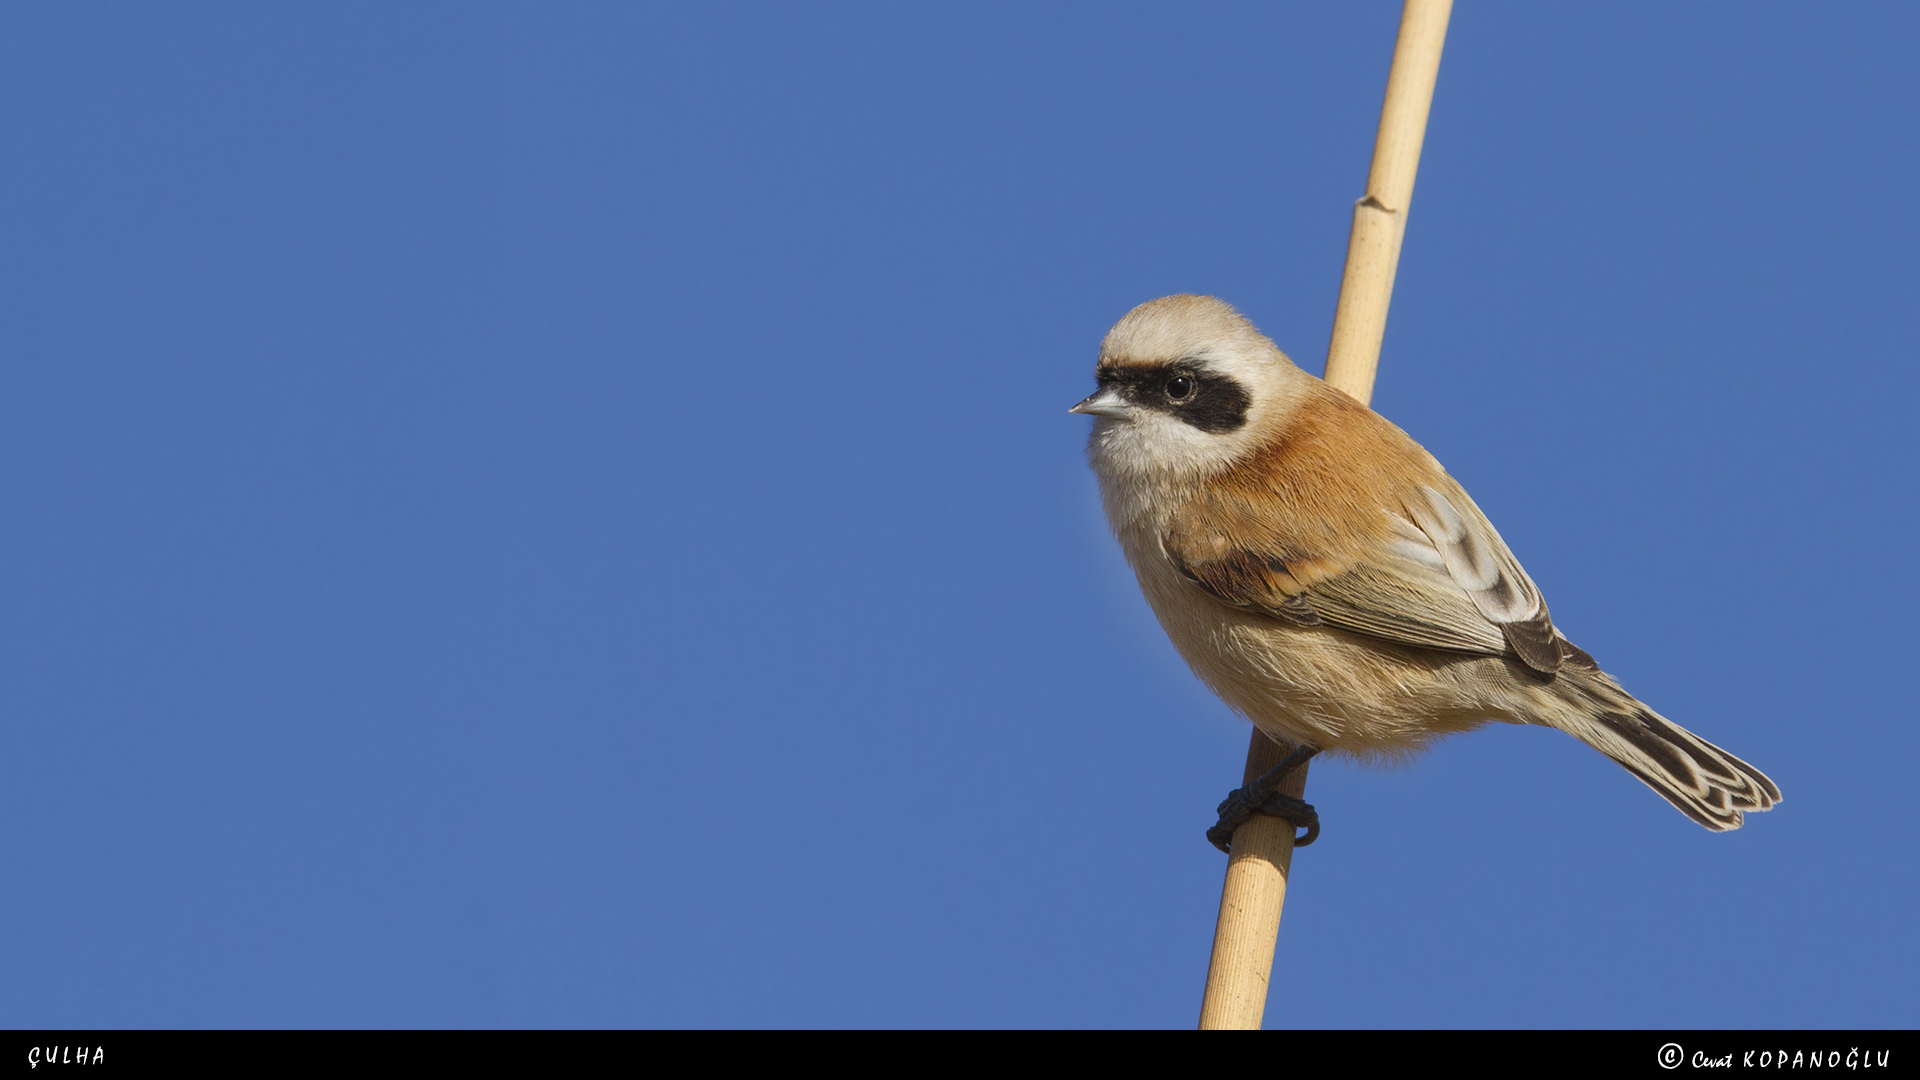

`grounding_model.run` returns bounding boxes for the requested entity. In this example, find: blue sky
[3,3,1915,1028]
